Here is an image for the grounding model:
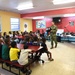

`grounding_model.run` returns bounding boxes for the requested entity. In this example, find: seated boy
[35,37,54,61]
[18,44,32,74]
[18,44,32,65]
[9,41,20,62]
